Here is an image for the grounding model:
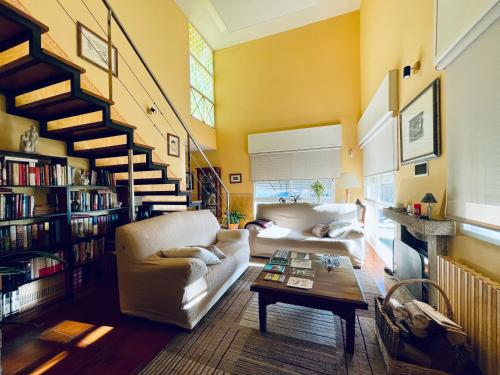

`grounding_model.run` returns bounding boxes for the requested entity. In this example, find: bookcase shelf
[0,150,131,320]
